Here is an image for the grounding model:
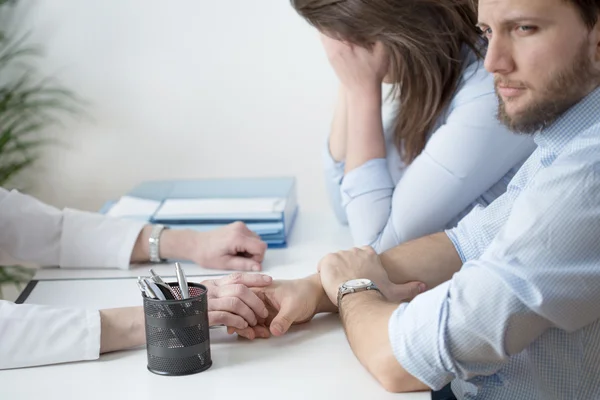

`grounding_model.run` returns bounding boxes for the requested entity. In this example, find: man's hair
[290,0,482,164]
[566,0,600,28]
